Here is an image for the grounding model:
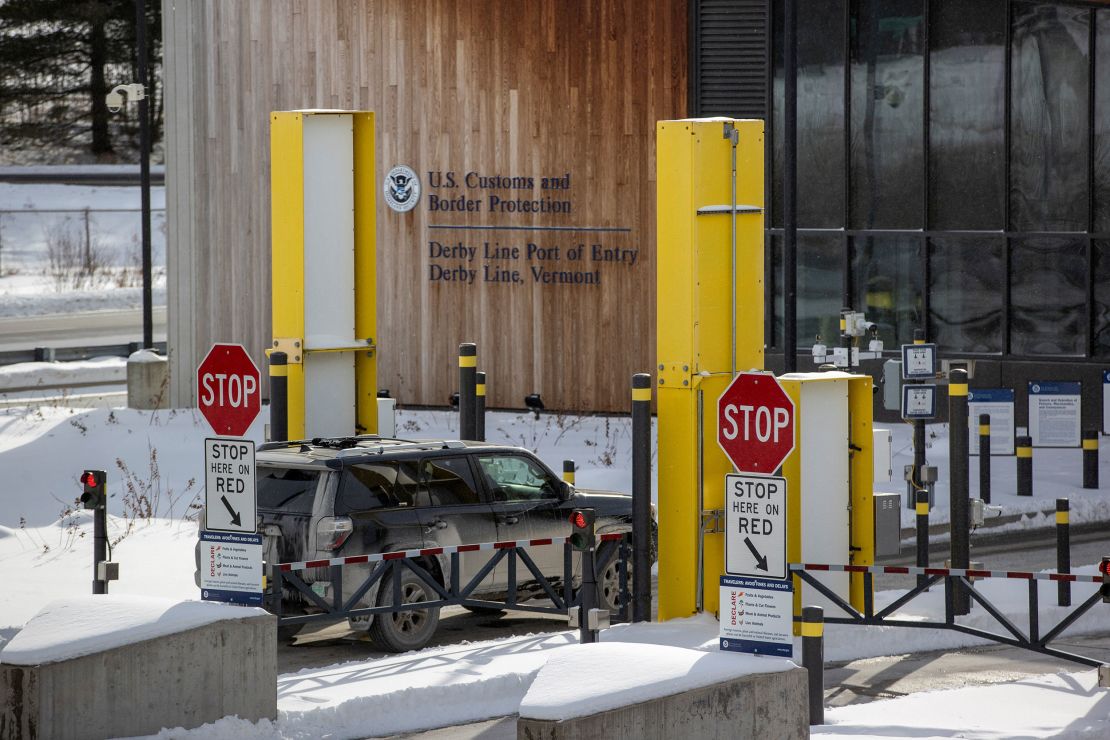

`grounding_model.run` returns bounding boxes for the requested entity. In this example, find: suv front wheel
[369,568,441,652]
